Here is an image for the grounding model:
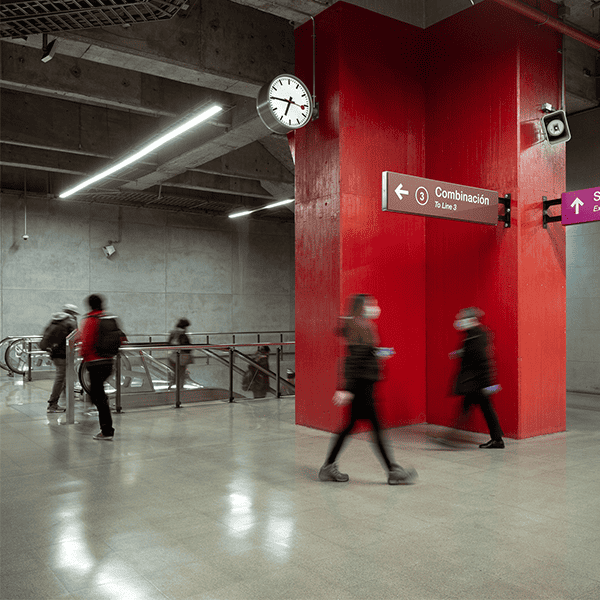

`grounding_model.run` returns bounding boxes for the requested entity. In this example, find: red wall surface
[294,1,566,438]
